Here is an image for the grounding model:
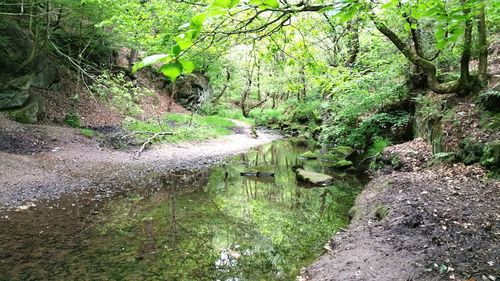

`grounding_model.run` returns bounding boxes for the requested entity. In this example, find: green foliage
[123,113,235,143]
[64,112,81,128]
[90,71,153,117]
[366,137,392,159]
[79,128,95,138]
[414,94,445,123]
